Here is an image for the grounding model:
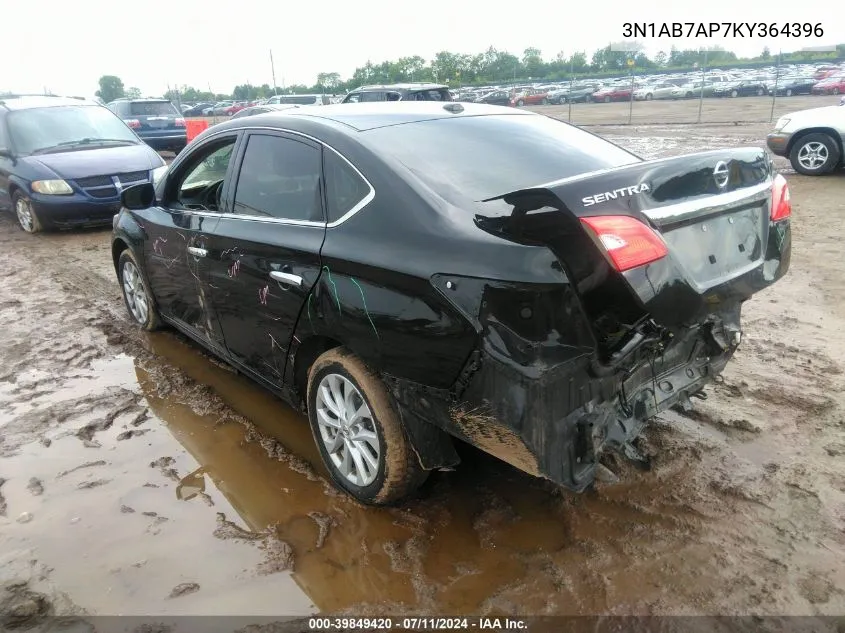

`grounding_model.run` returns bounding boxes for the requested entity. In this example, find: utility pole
[270,49,279,95]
